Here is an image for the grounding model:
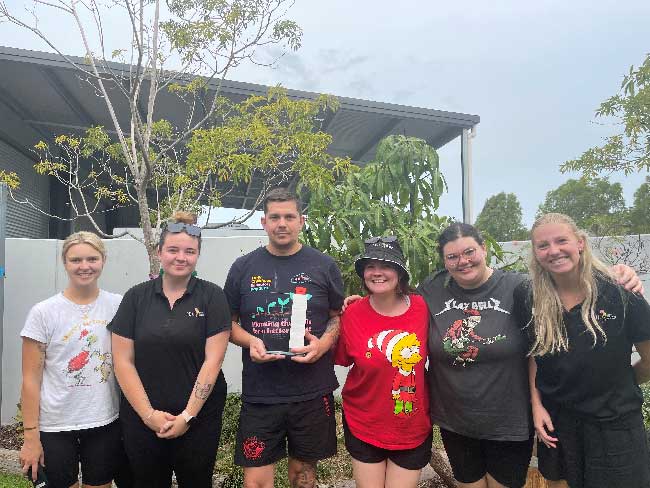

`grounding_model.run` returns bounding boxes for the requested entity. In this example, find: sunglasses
[166,222,201,237]
[365,236,398,244]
